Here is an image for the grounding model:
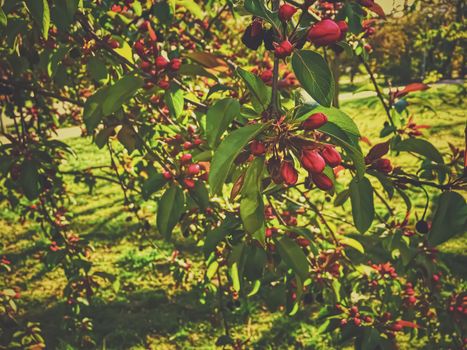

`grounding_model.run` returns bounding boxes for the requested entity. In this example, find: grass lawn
[1,84,465,349]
